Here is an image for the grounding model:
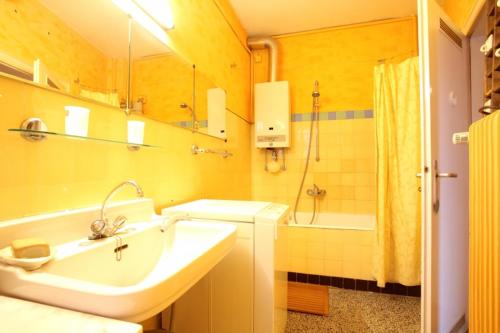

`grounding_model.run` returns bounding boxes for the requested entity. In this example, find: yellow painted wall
[0,0,251,221]
[251,17,418,278]
[132,54,194,123]
[442,0,483,30]
[213,0,249,47]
